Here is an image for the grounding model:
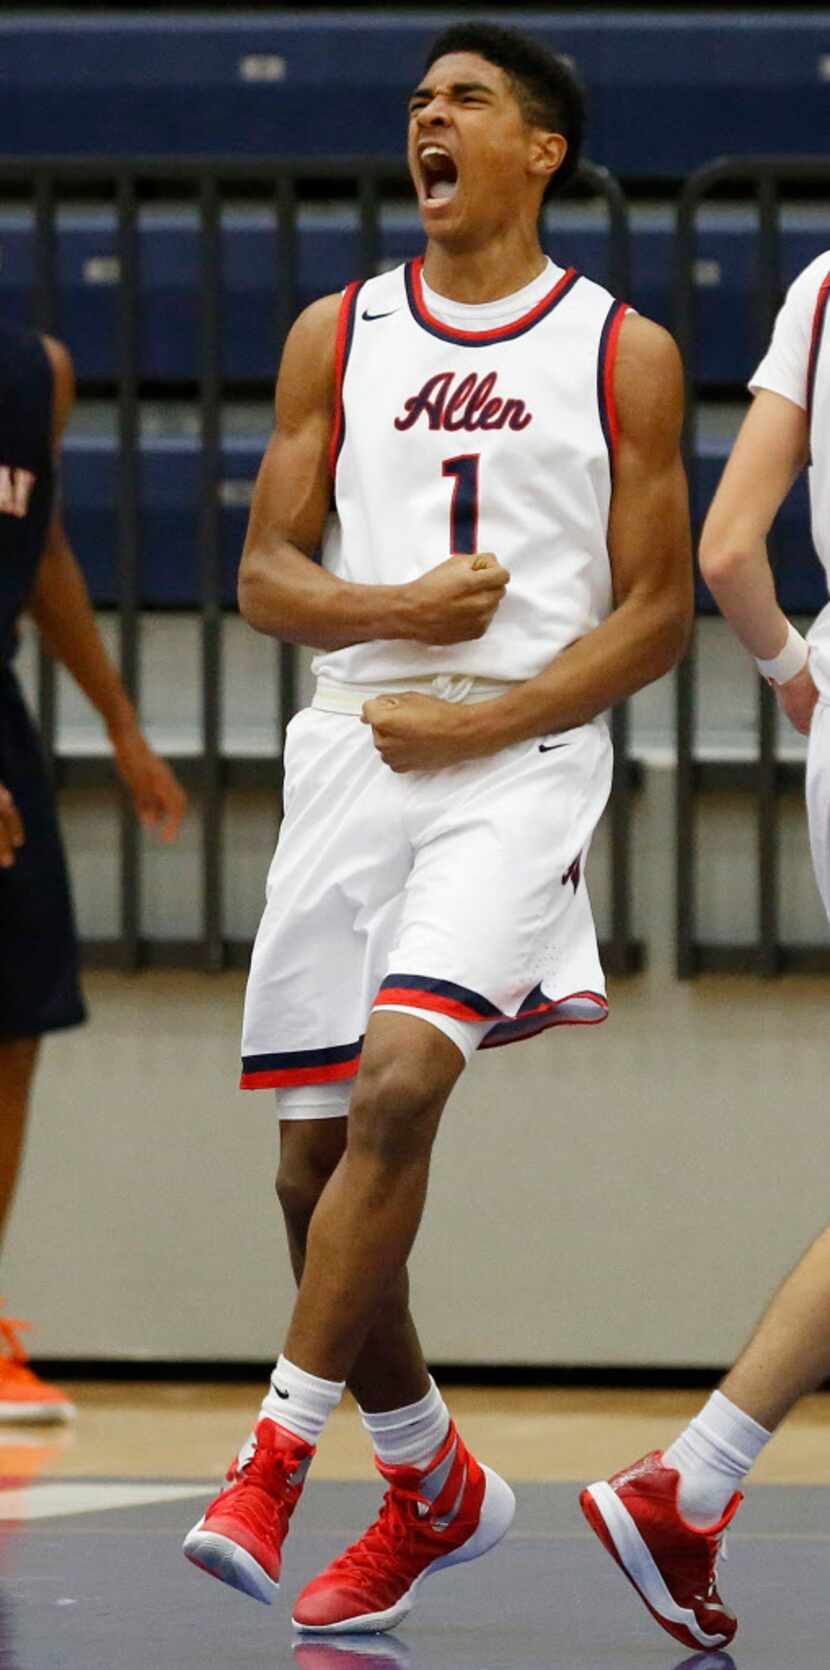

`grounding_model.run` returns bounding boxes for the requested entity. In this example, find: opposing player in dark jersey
[0,324,186,1419]
[183,22,692,1635]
